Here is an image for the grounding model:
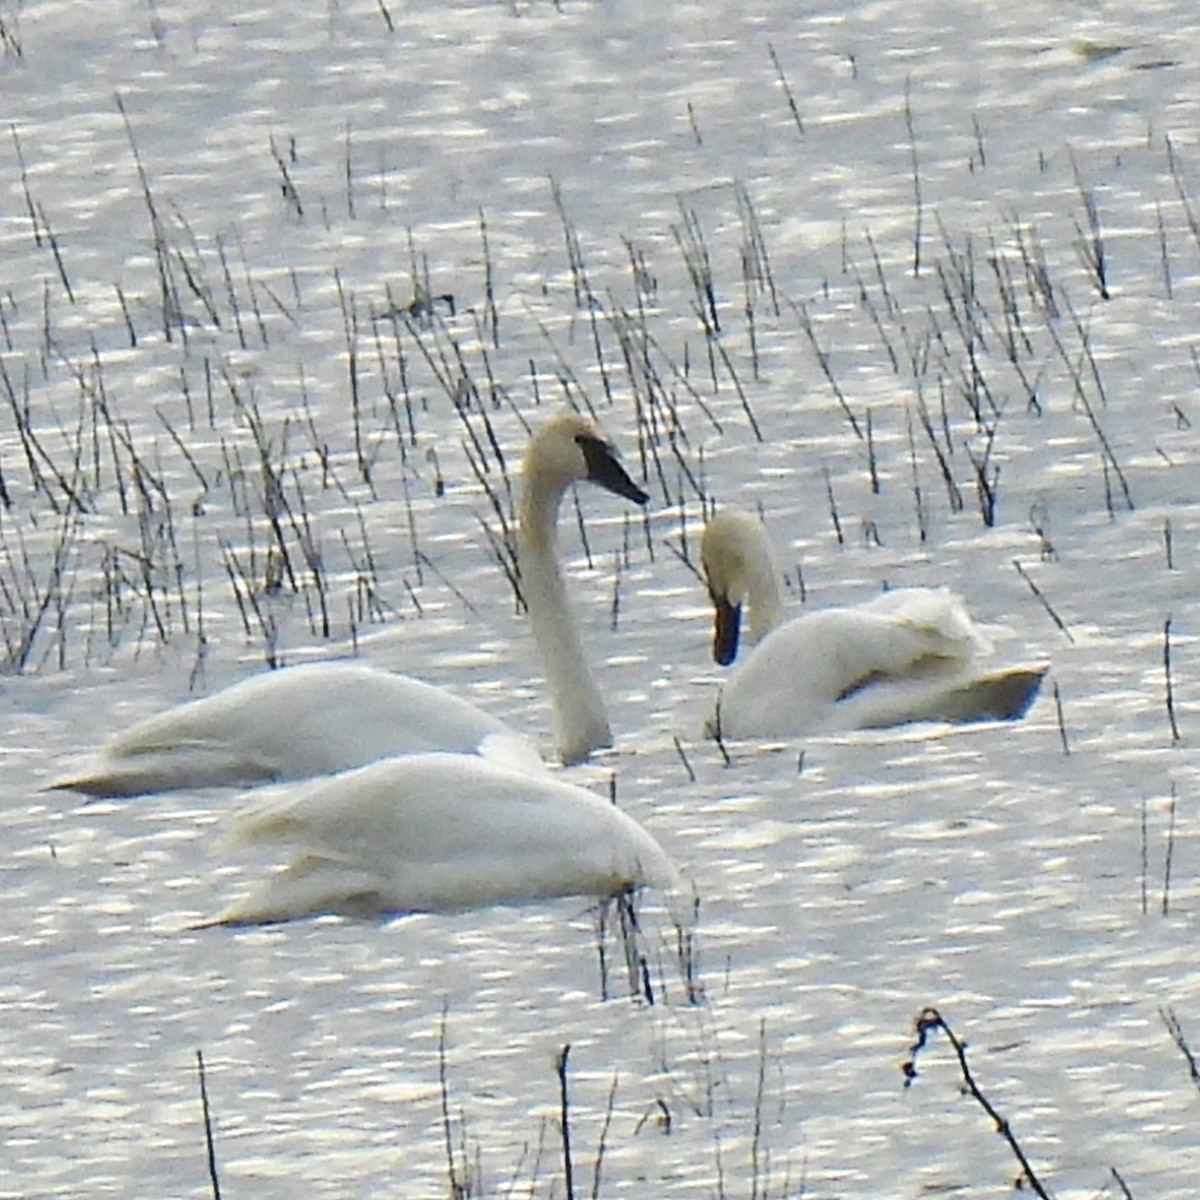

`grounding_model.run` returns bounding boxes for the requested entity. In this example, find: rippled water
[3,1,1200,1196]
